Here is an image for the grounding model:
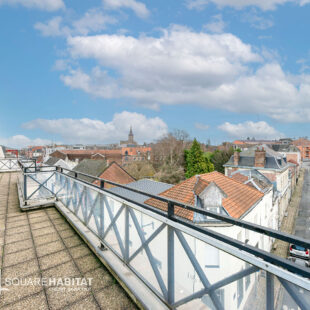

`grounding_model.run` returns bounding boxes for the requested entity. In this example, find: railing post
[167,202,175,304]
[168,201,174,219]
[167,225,175,305]
[266,272,274,310]
[100,180,105,189]
[124,206,129,263]
[23,169,27,204]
